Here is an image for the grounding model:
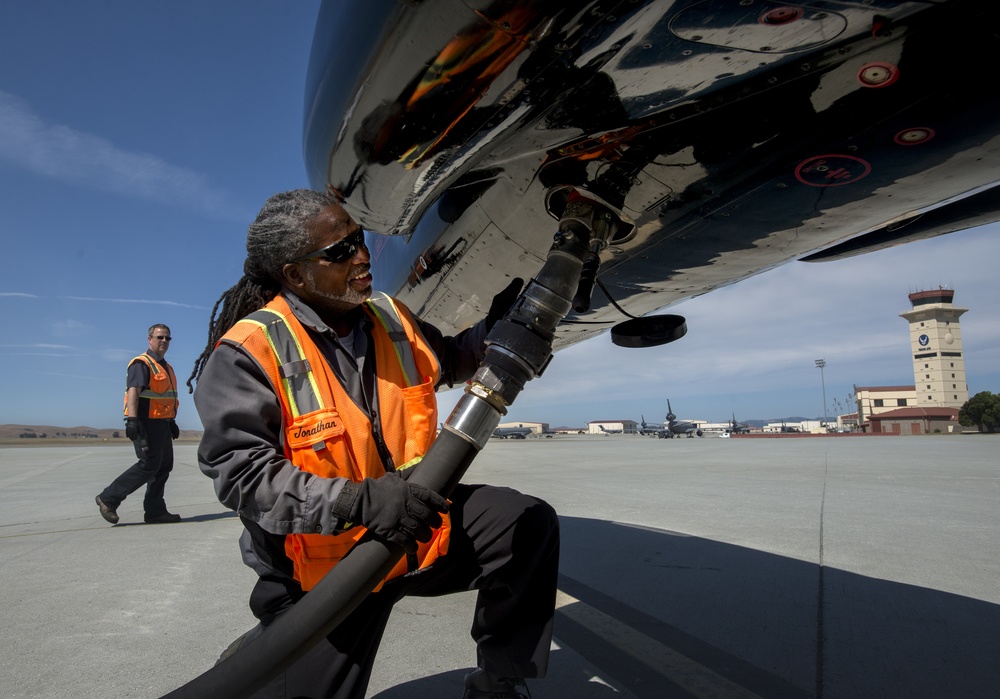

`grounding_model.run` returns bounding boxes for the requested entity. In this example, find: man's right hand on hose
[332,474,448,552]
[125,417,145,442]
